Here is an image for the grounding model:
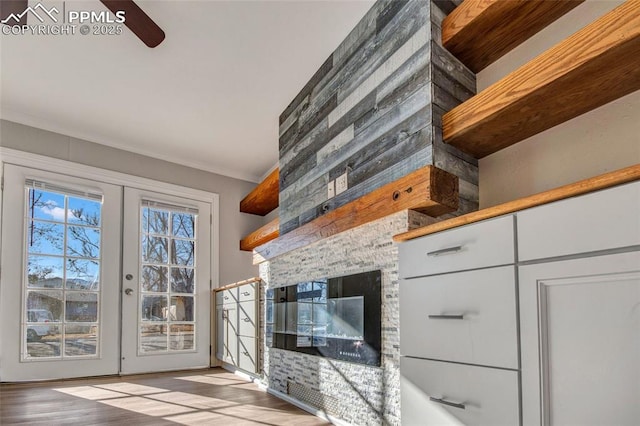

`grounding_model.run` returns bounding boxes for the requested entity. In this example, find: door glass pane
[172,213,194,238]
[67,197,101,226]
[142,236,168,263]
[27,221,64,255]
[65,292,98,322]
[170,268,194,293]
[142,265,168,292]
[141,295,167,321]
[64,324,97,356]
[140,324,168,352]
[28,255,64,288]
[170,296,194,321]
[139,205,197,354]
[23,187,103,361]
[171,240,194,266]
[143,209,169,235]
[66,226,100,259]
[170,324,194,350]
[28,189,66,222]
[66,258,100,290]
